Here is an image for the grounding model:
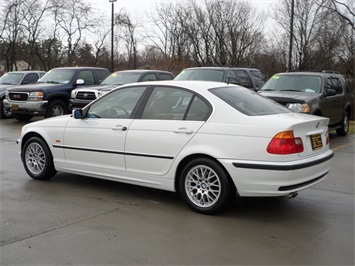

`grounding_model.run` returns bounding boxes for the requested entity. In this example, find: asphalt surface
[0,117,354,265]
